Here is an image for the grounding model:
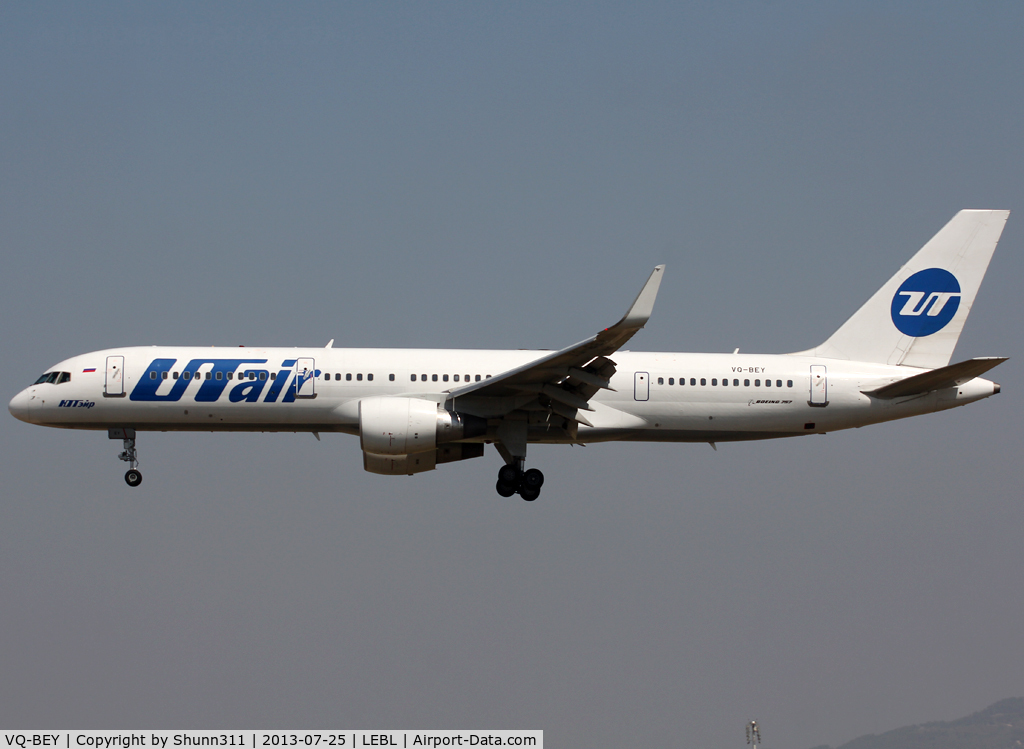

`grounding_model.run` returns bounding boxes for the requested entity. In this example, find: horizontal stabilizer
[865,357,1008,399]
